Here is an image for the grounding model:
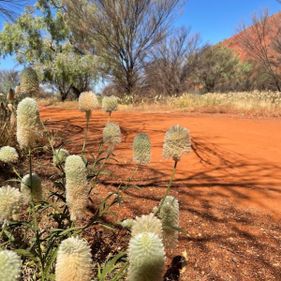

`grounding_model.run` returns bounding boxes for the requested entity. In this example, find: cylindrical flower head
[21,173,42,203]
[0,146,19,164]
[55,237,92,281]
[103,122,121,146]
[0,186,22,223]
[19,67,39,96]
[16,97,40,149]
[163,125,191,161]
[159,196,179,248]
[53,148,69,167]
[102,95,118,113]
[131,213,162,239]
[64,155,88,221]
[133,133,151,165]
[128,232,165,281]
[79,91,99,113]
[0,250,22,281]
